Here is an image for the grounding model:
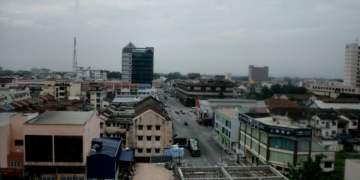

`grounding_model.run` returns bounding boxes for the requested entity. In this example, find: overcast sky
[0,0,359,78]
